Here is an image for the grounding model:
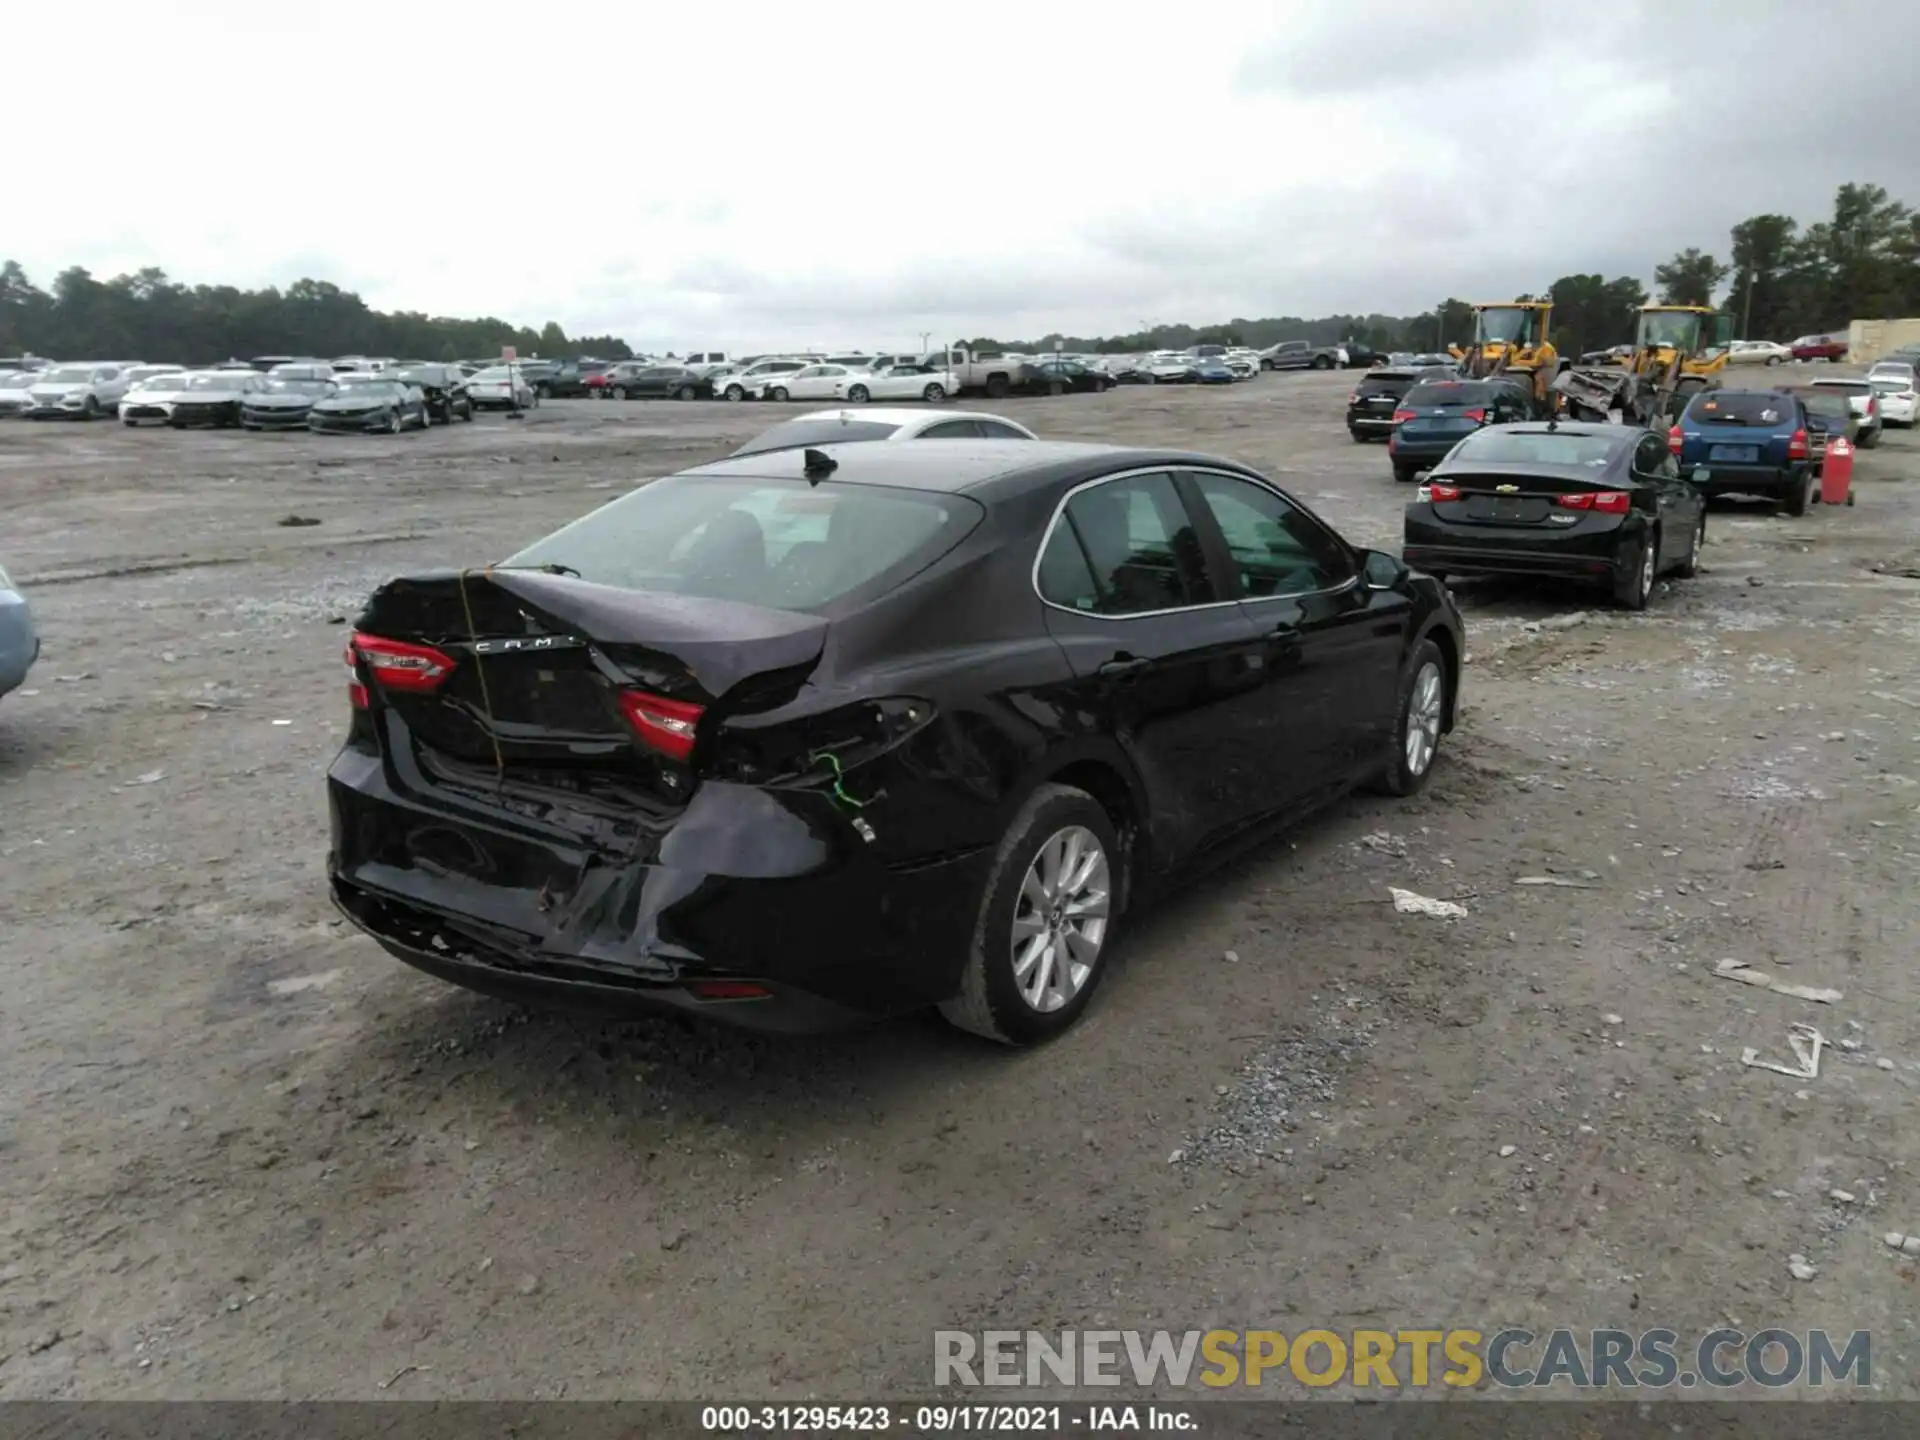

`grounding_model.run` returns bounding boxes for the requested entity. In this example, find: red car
[1790,333,1849,363]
